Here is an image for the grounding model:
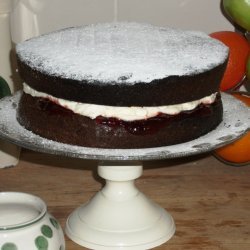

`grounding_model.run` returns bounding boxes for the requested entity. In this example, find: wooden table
[1,149,250,249]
